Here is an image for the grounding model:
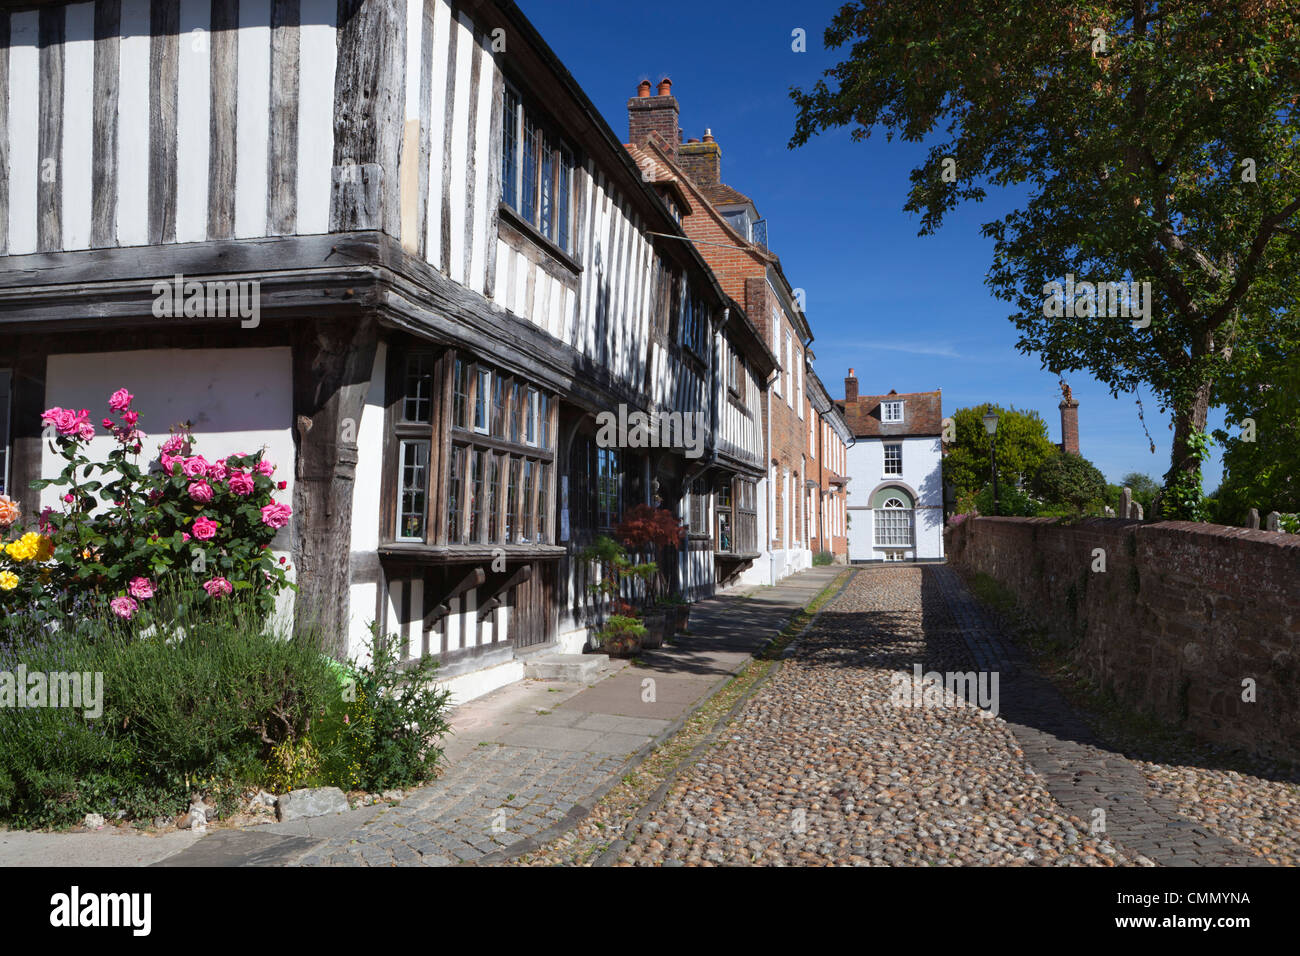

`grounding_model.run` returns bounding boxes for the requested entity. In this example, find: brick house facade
[627,80,821,583]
